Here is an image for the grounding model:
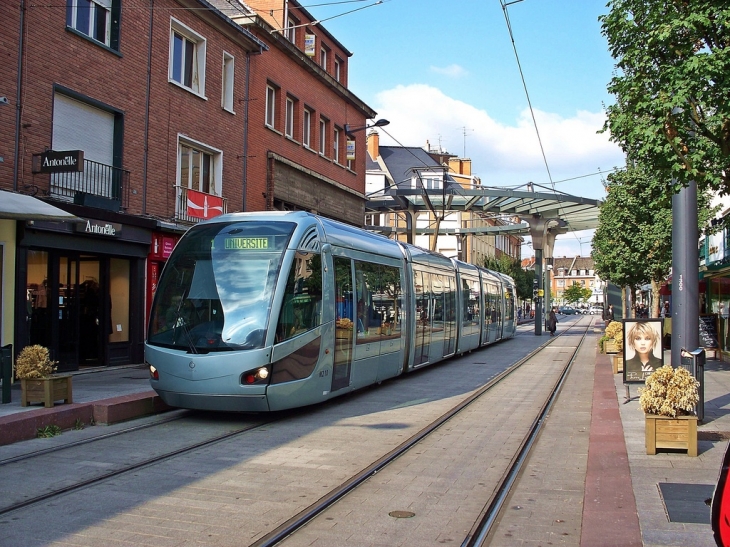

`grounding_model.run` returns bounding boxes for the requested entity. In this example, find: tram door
[332,257,353,391]
[58,255,102,369]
